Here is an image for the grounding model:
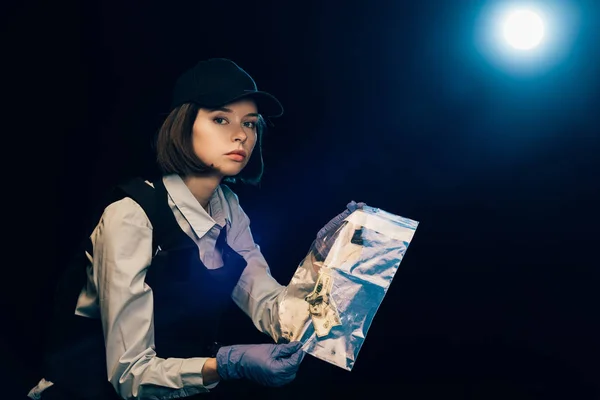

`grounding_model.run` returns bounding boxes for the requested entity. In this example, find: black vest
[43,178,248,399]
